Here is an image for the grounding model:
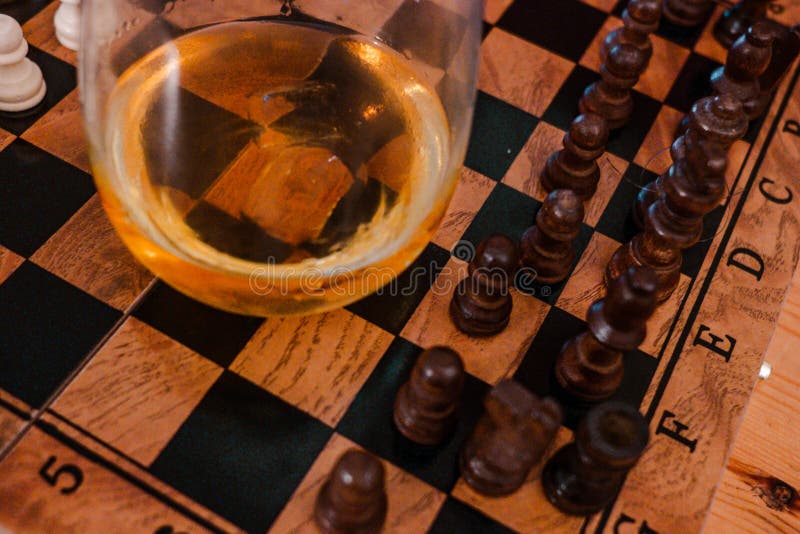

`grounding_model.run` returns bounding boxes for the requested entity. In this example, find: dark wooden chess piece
[601,0,662,66]
[662,0,714,27]
[713,0,770,49]
[520,190,584,284]
[580,43,648,130]
[393,346,465,445]
[450,234,519,337]
[460,380,562,496]
[554,265,657,402]
[315,449,387,534]
[542,401,649,515]
[609,129,728,302]
[710,21,774,120]
[753,22,800,118]
[540,113,609,200]
[634,94,747,228]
